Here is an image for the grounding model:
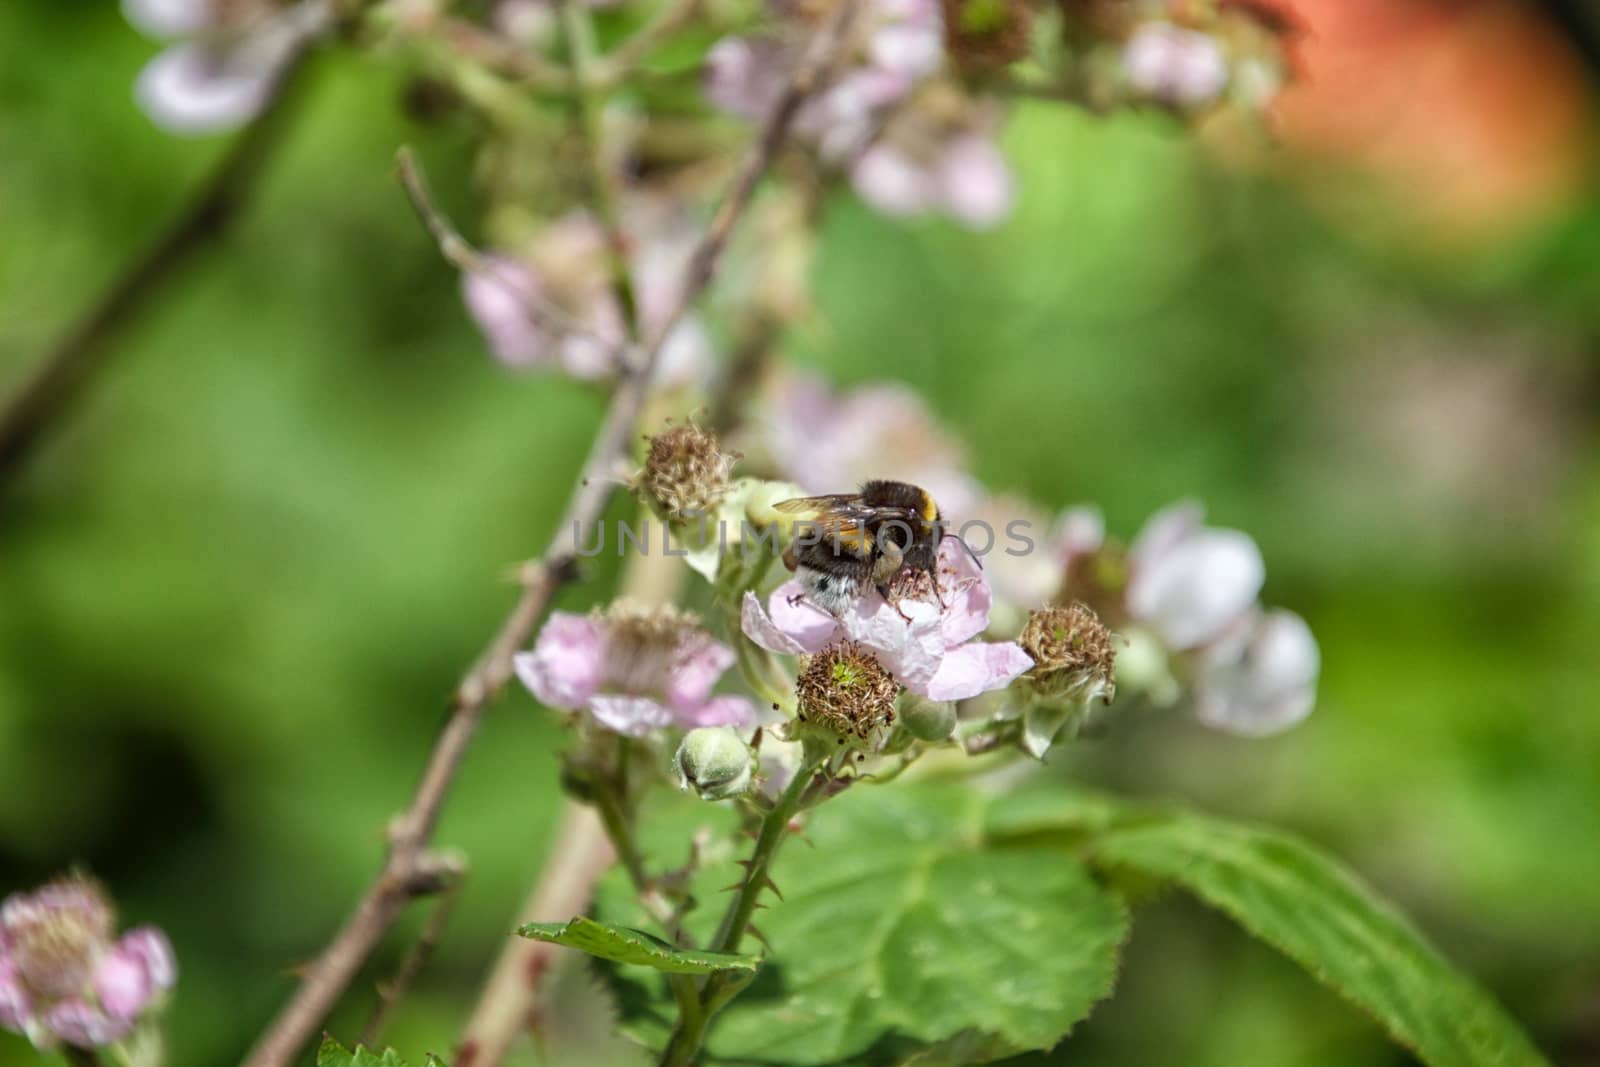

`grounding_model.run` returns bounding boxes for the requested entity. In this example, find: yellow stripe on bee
[835,524,872,551]
[919,492,939,522]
